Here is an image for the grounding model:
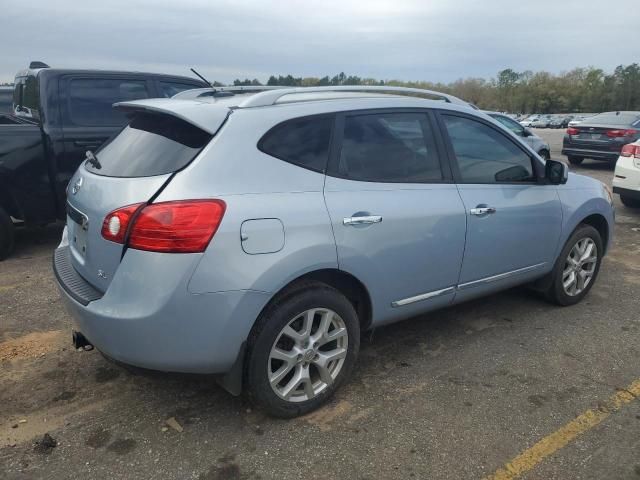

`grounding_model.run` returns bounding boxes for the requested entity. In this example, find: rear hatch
[65,99,229,292]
